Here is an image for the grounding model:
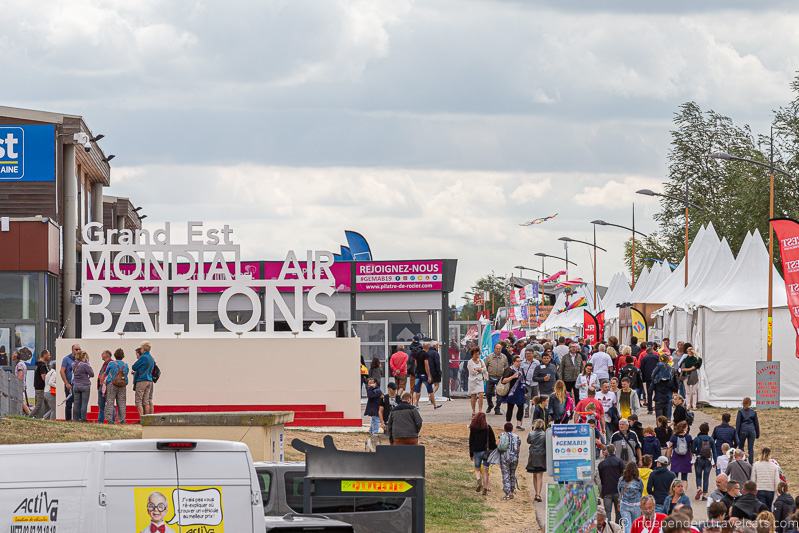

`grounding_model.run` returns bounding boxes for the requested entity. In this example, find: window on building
[0,273,39,320]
